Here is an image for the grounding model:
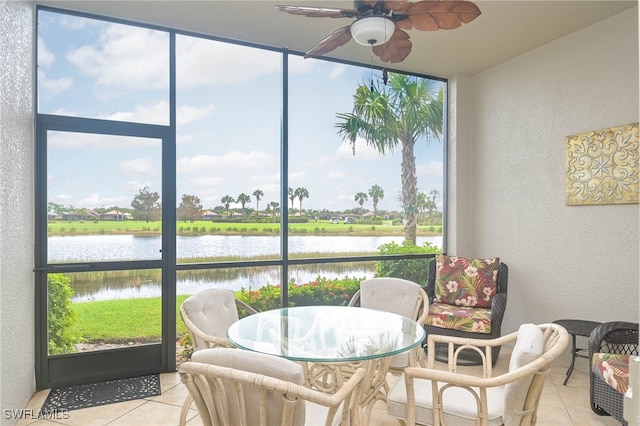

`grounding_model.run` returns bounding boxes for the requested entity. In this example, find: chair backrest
[349,277,429,372]
[179,348,367,426]
[349,277,428,324]
[425,258,508,305]
[502,323,546,425]
[180,289,243,351]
